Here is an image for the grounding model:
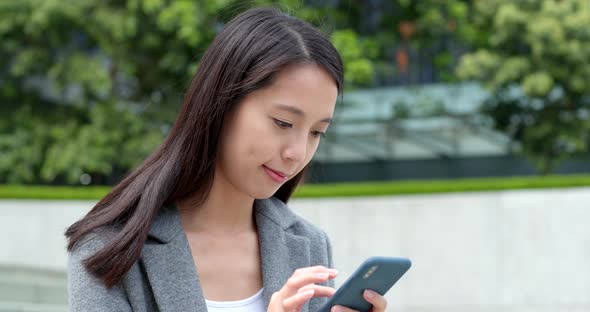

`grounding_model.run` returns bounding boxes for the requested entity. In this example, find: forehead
[263,63,338,119]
